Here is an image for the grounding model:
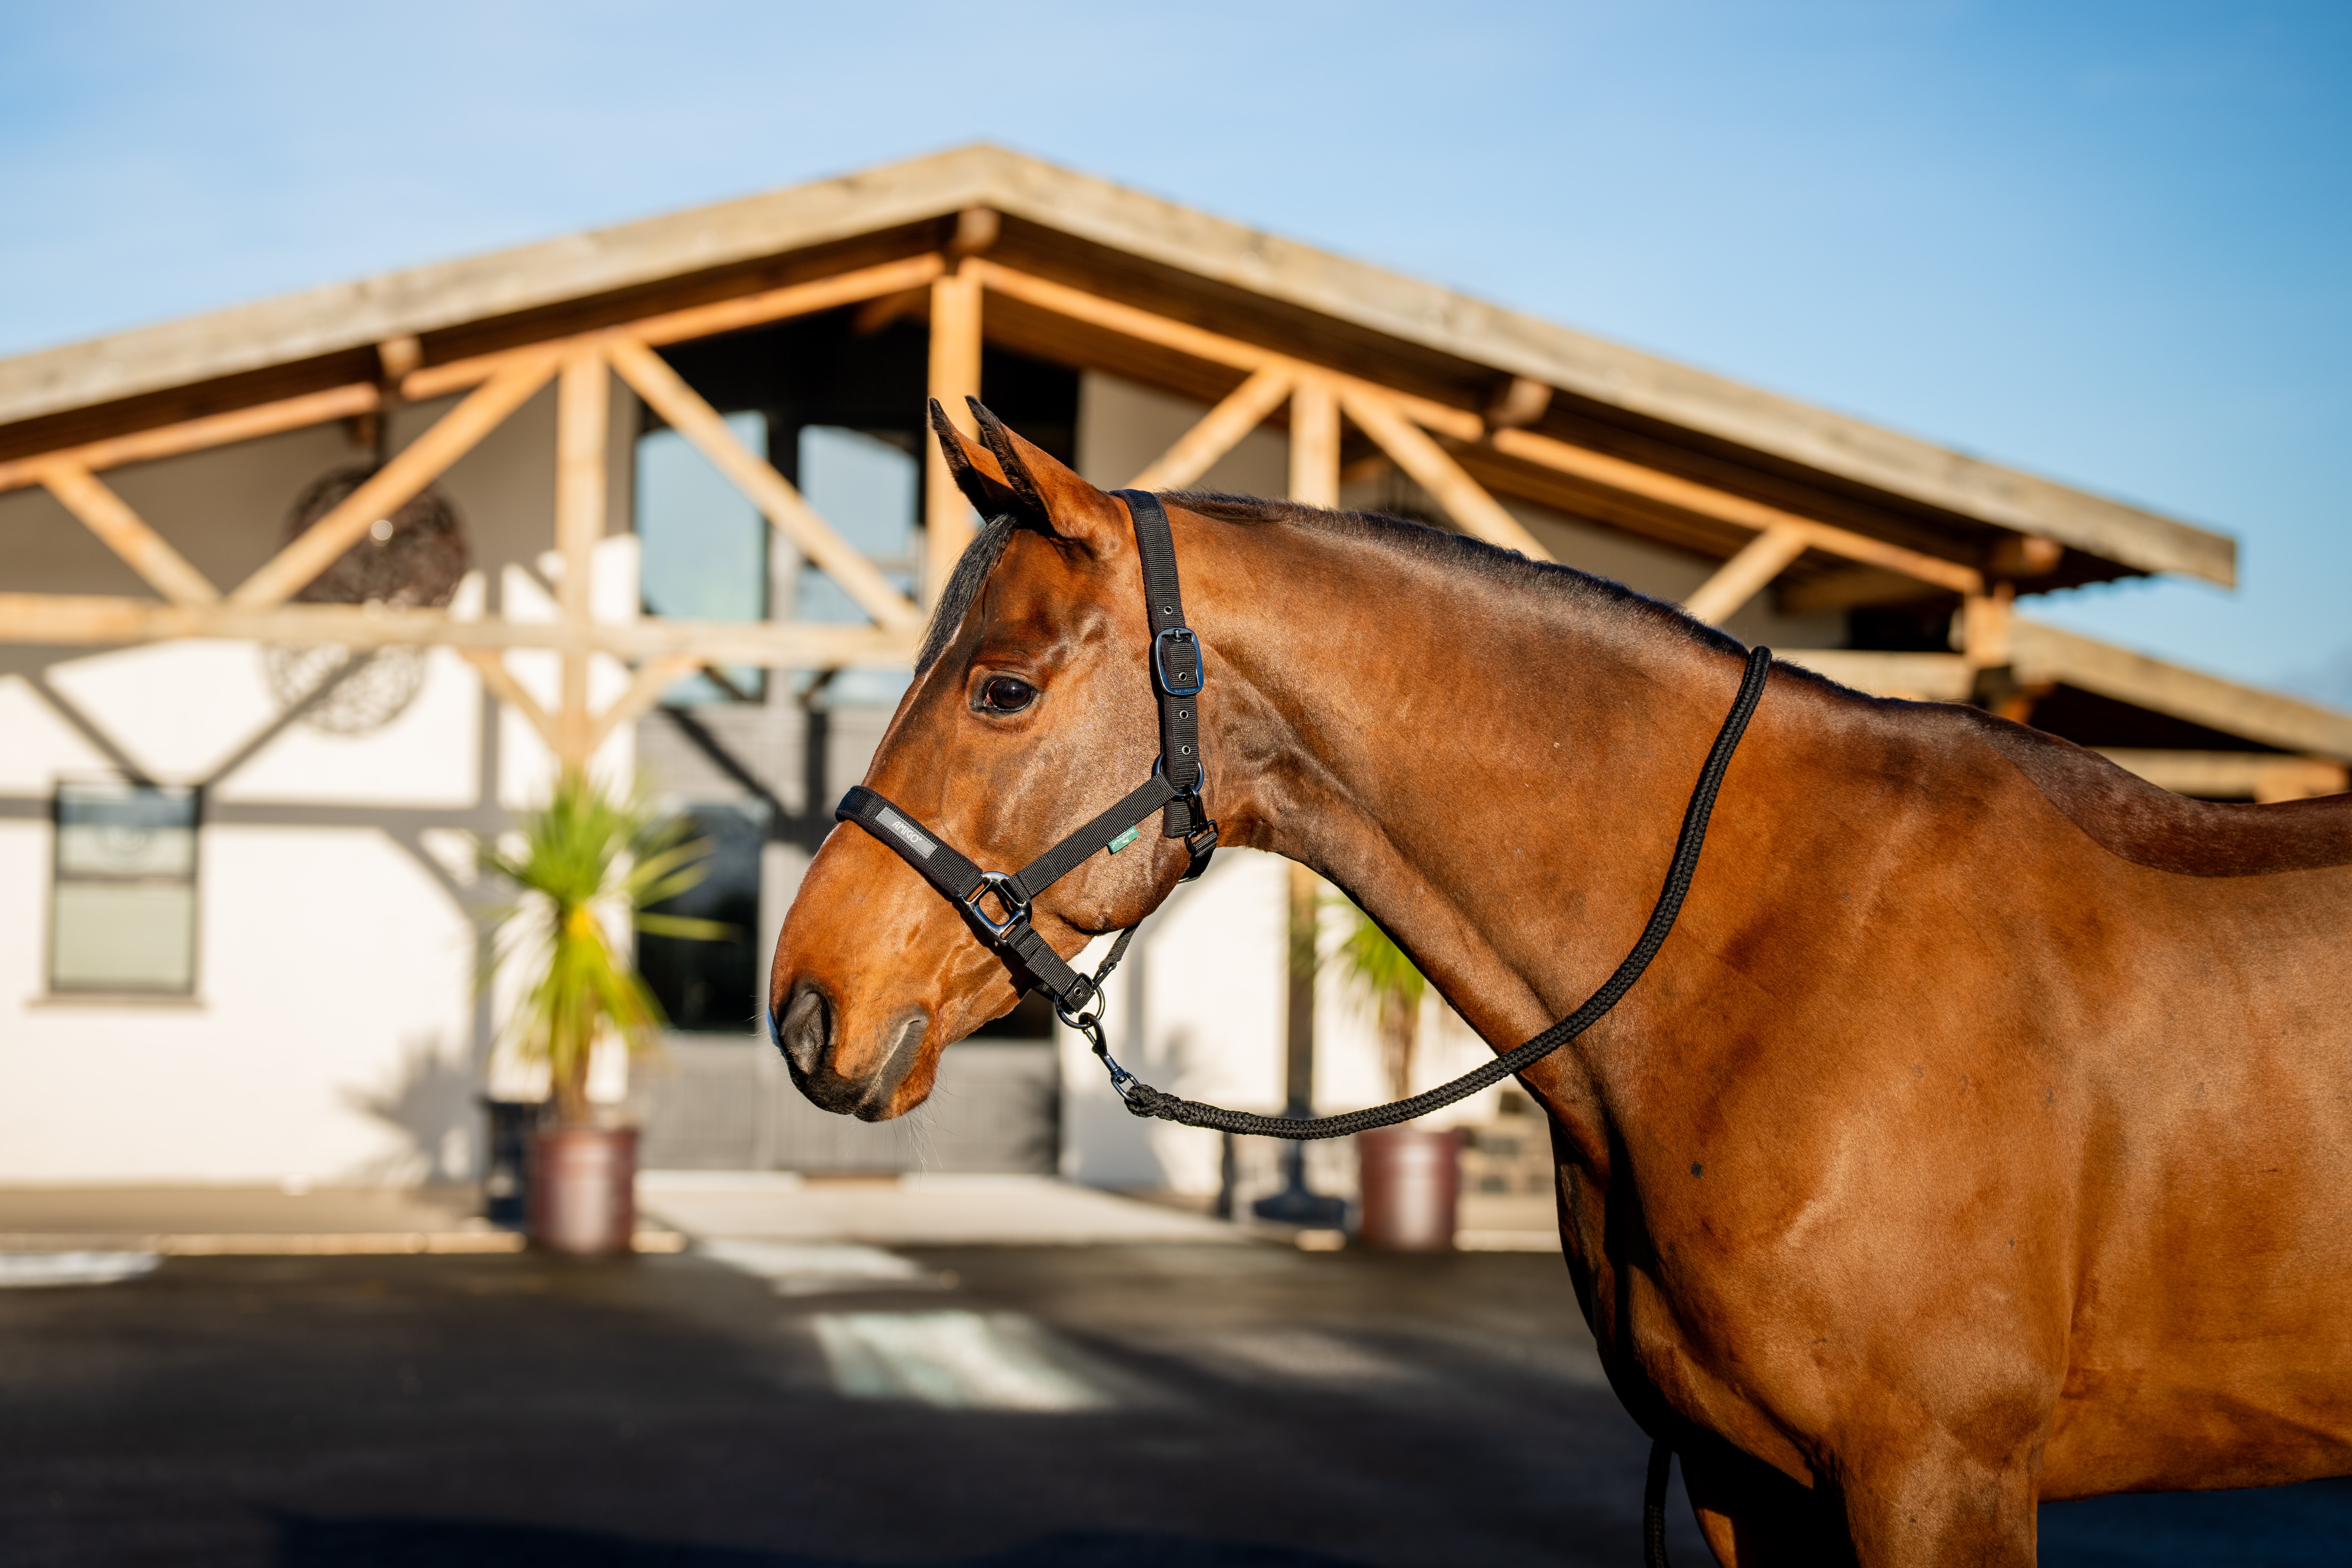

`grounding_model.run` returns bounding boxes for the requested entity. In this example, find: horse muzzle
[771,981,927,1122]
